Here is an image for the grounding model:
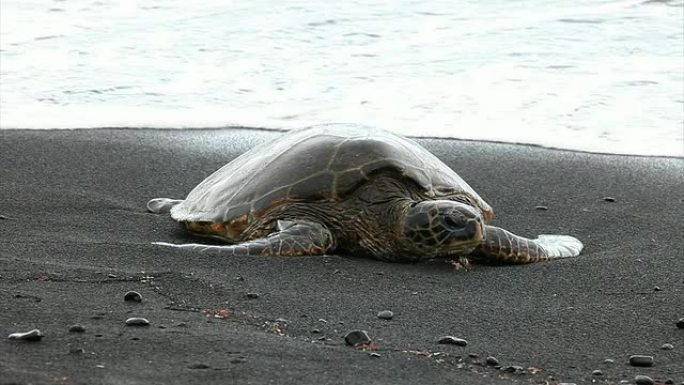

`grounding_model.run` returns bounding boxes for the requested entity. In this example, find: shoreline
[2,126,682,159]
[1,128,682,385]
